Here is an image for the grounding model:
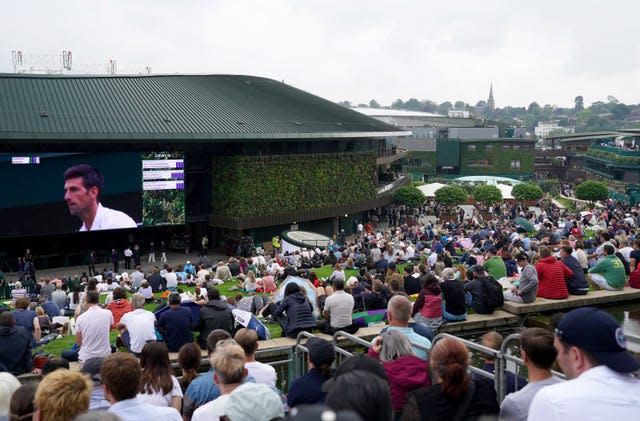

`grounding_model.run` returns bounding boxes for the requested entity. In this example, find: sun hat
[555,307,640,373]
